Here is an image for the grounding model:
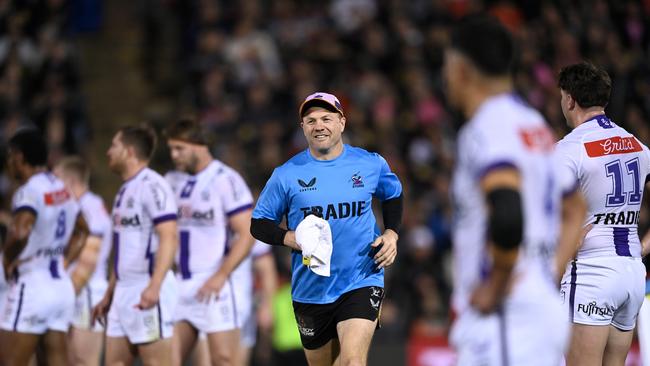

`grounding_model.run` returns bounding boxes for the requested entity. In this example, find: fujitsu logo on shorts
[578,301,613,317]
